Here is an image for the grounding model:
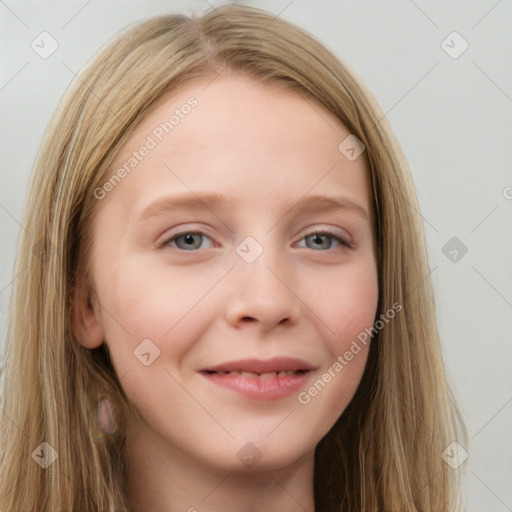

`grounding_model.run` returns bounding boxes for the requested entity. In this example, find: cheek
[302,262,378,413]
[93,255,216,367]
[308,260,379,350]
